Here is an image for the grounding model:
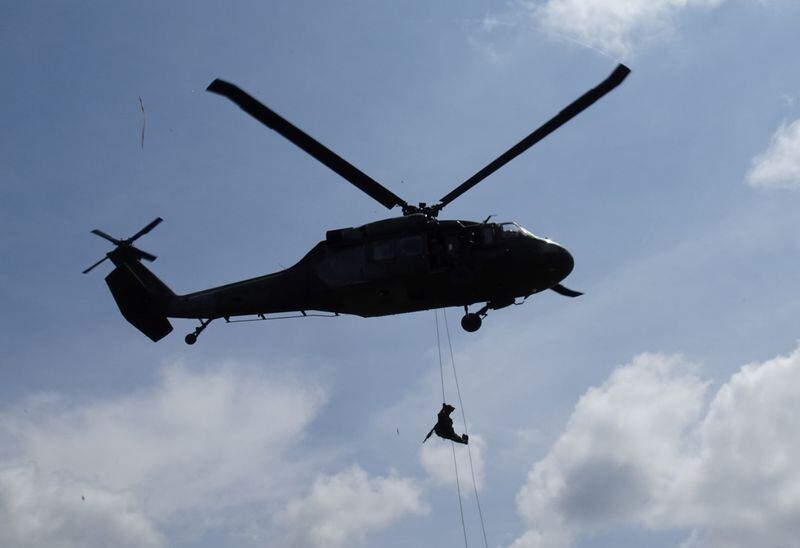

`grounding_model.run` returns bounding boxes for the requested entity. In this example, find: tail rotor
[82,217,163,274]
